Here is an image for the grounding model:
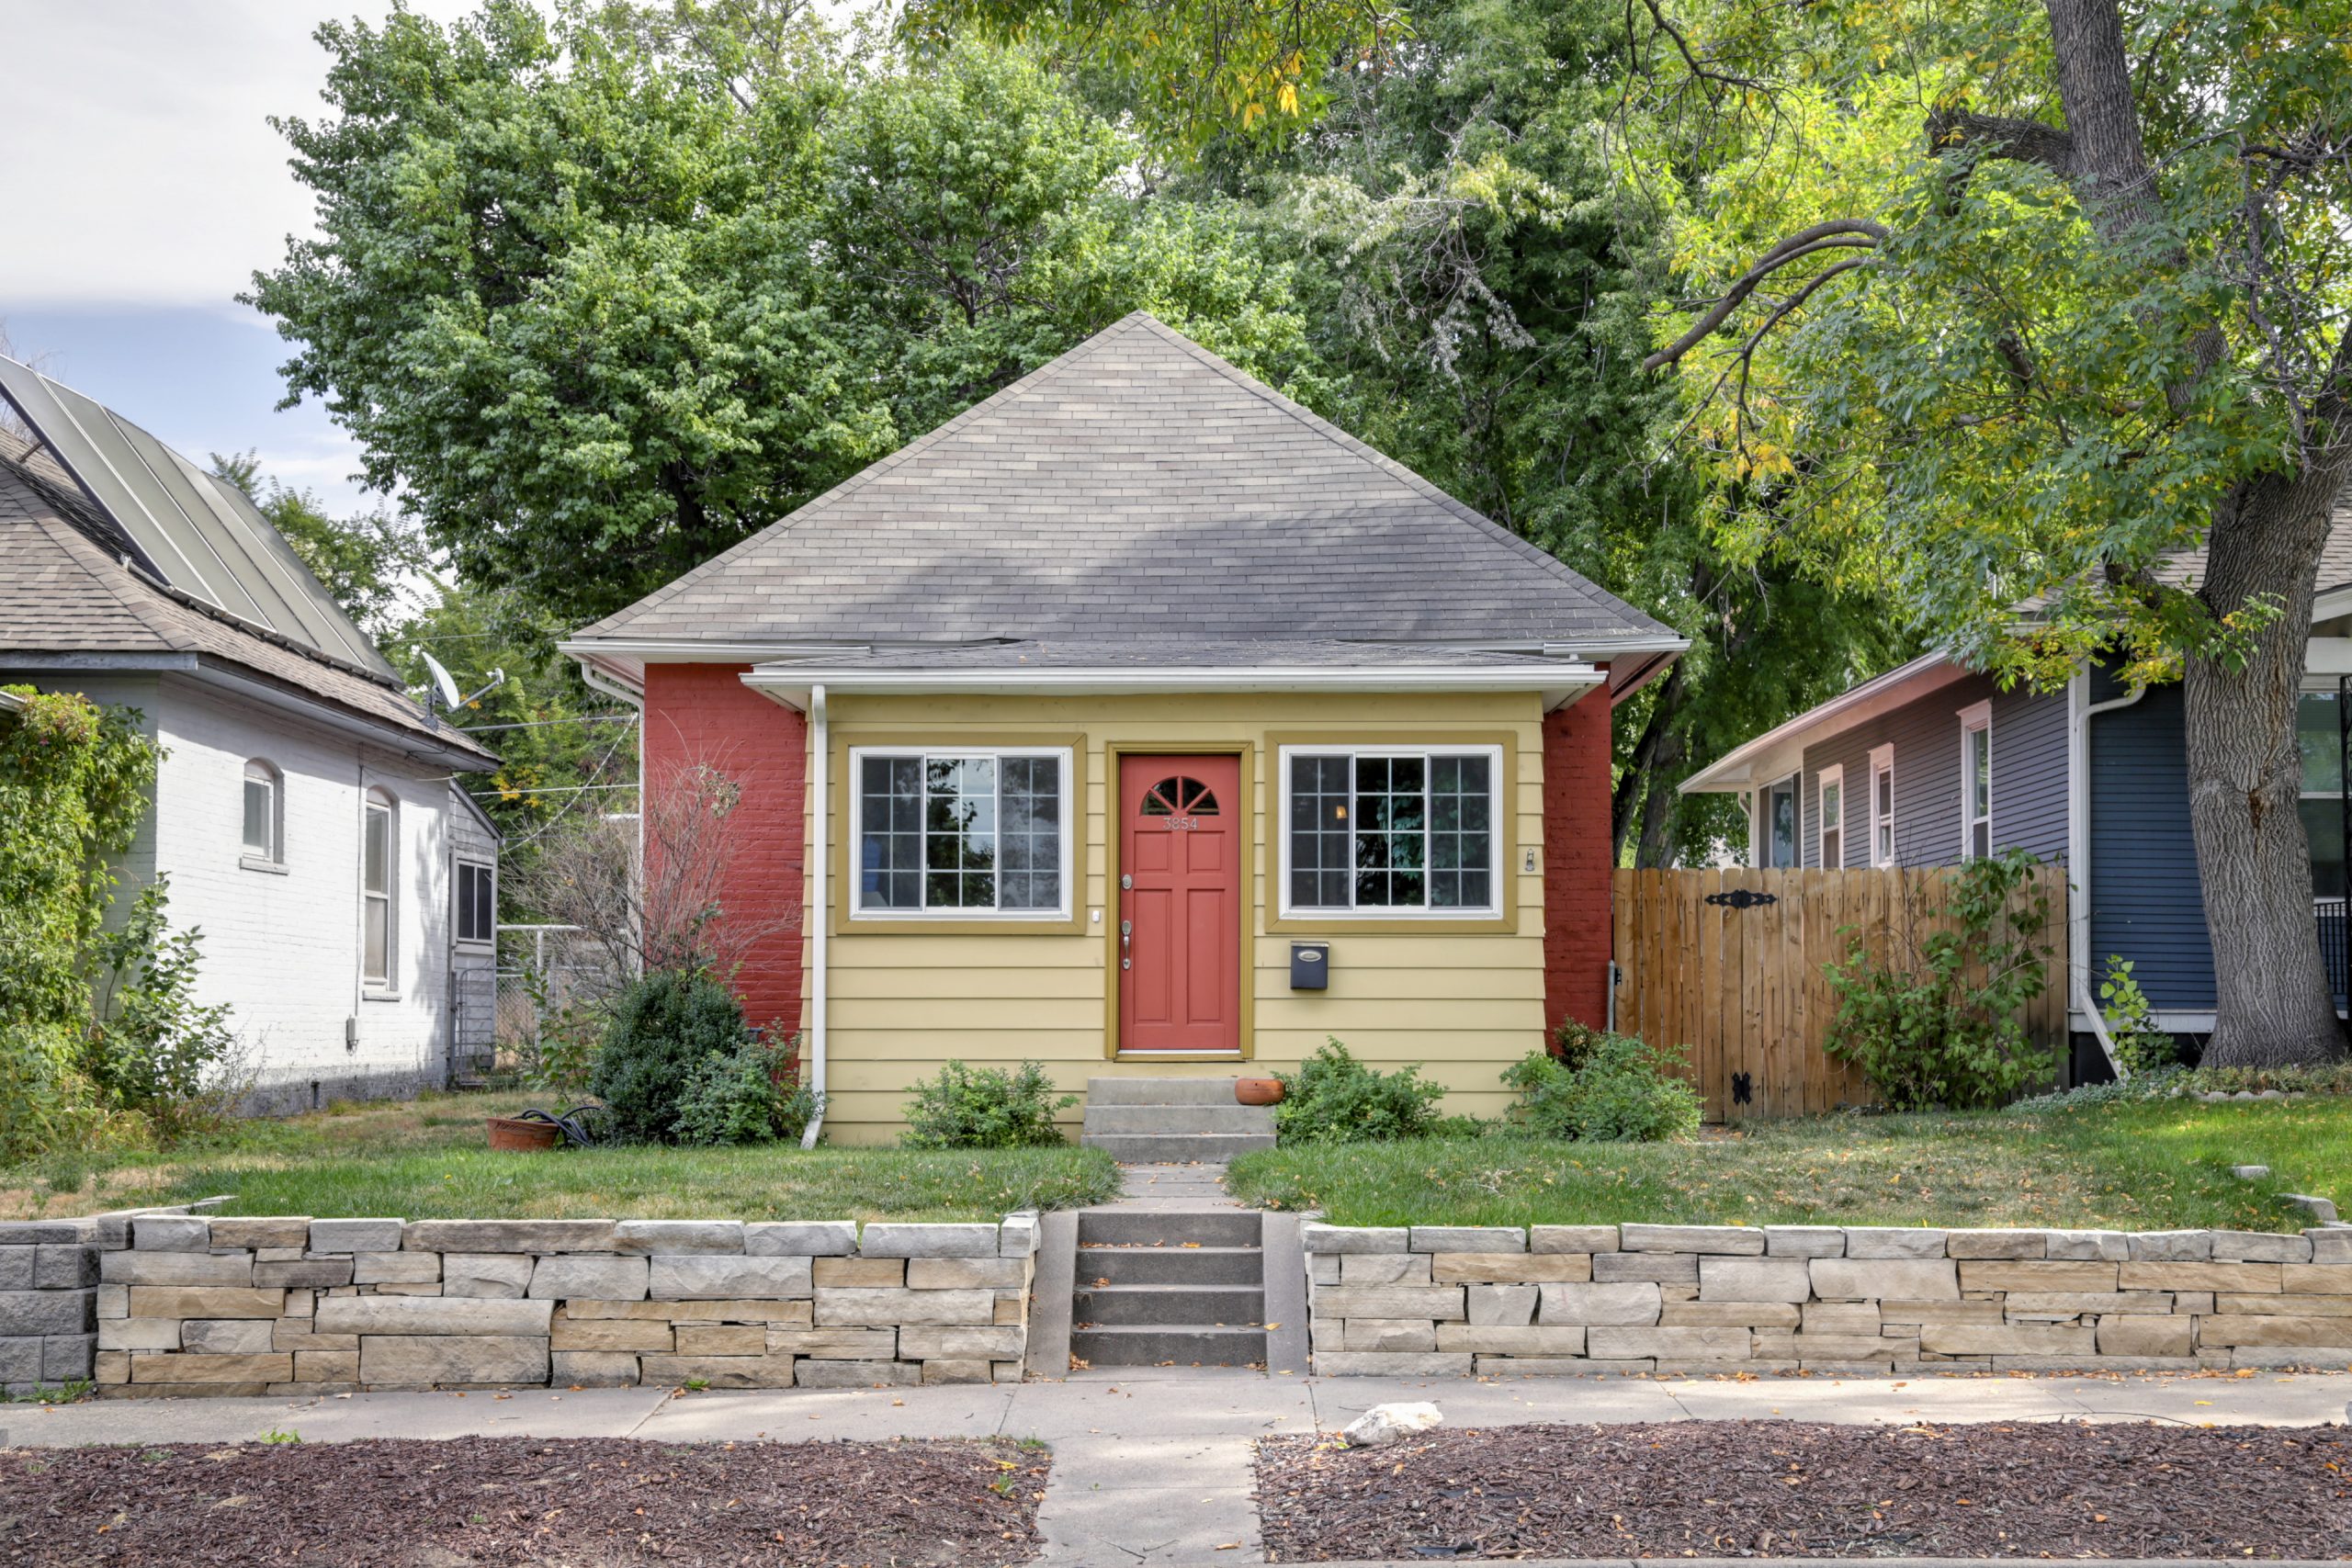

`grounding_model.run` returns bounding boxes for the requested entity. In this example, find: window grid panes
[362,795,393,986]
[2298,691,2346,897]
[456,862,494,944]
[1818,773,1843,870]
[854,751,1065,916]
[1286,750,1497,914]
[1964,724,1992,861]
